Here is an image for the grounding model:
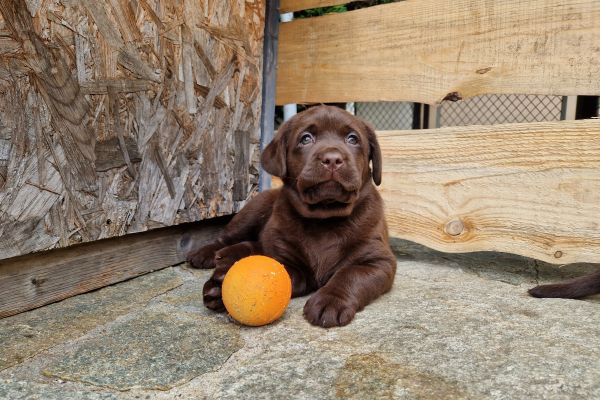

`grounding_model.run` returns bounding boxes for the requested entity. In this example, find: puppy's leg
[528,270,600,299]
[284,264,318,298]
[303,249,396,328]
[187,190,278,268]
[203,241,262,311]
